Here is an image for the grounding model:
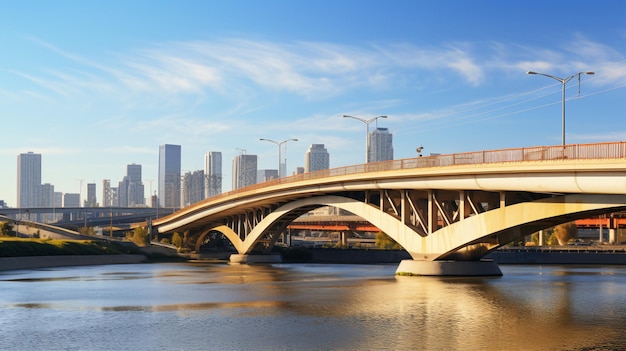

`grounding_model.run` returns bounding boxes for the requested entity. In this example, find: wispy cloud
[12,36,625,109]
